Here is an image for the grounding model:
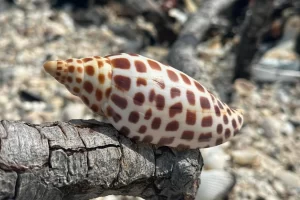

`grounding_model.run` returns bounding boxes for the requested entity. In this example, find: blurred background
[0,0,300,199]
